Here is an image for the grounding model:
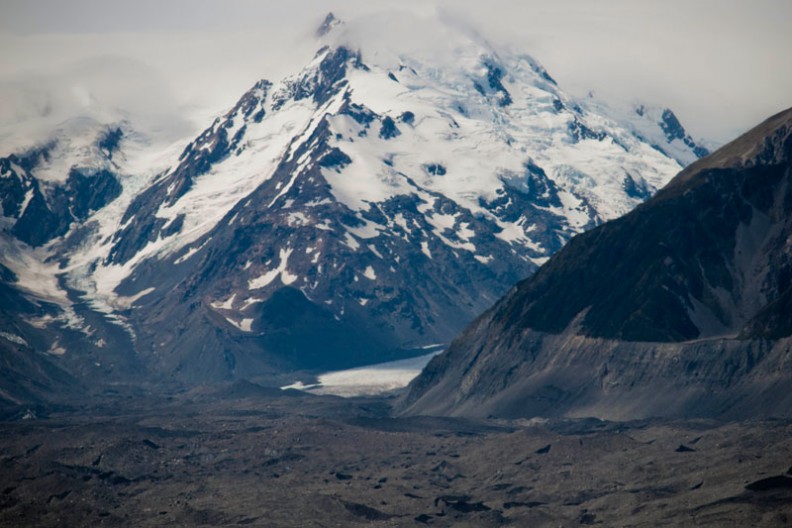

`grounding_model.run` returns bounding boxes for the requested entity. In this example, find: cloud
[0,51,196,153]
[434,0,792,142]
[0,0,789,145]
